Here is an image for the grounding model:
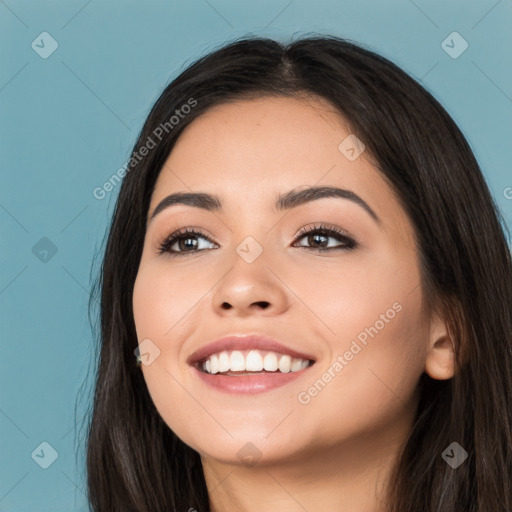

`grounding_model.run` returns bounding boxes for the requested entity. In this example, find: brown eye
[158,229,217,256]
[293,224,357,252]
